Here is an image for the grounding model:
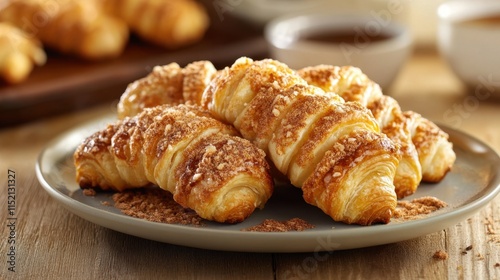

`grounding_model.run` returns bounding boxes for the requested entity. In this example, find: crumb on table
[433,250,448,260]
[461,245,473,255]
